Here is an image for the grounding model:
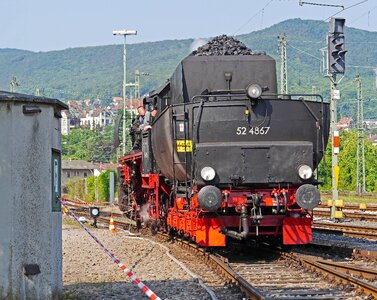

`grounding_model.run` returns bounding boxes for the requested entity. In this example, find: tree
[62,126,117,162]
[318,130,377,192]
